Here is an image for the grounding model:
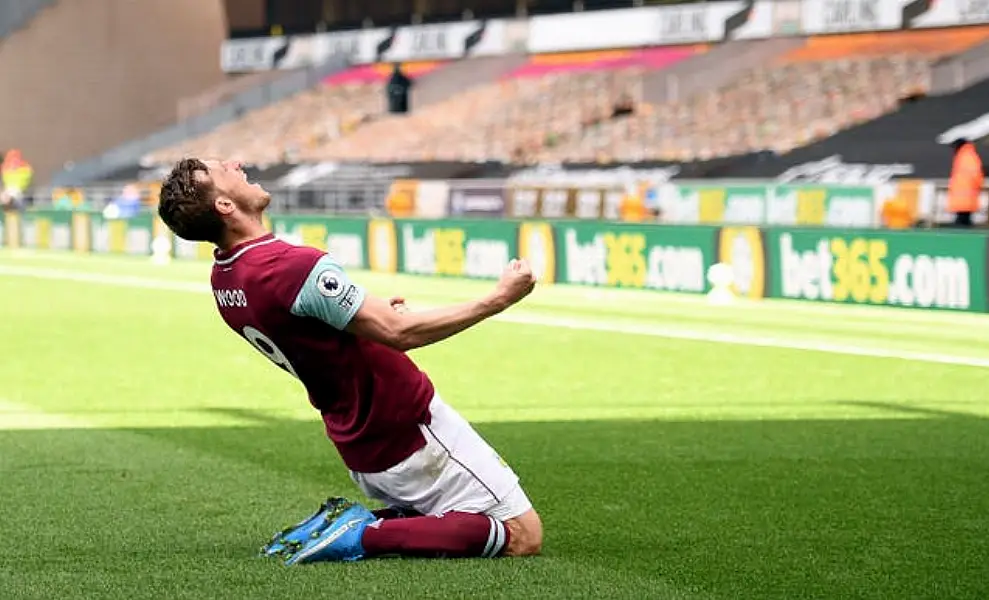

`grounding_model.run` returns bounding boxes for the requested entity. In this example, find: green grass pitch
[1,250,987,600]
